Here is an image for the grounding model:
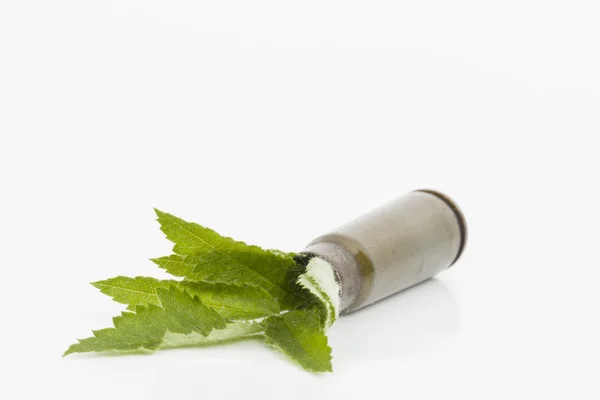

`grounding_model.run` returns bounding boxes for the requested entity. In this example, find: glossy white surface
[1,1,599,399]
